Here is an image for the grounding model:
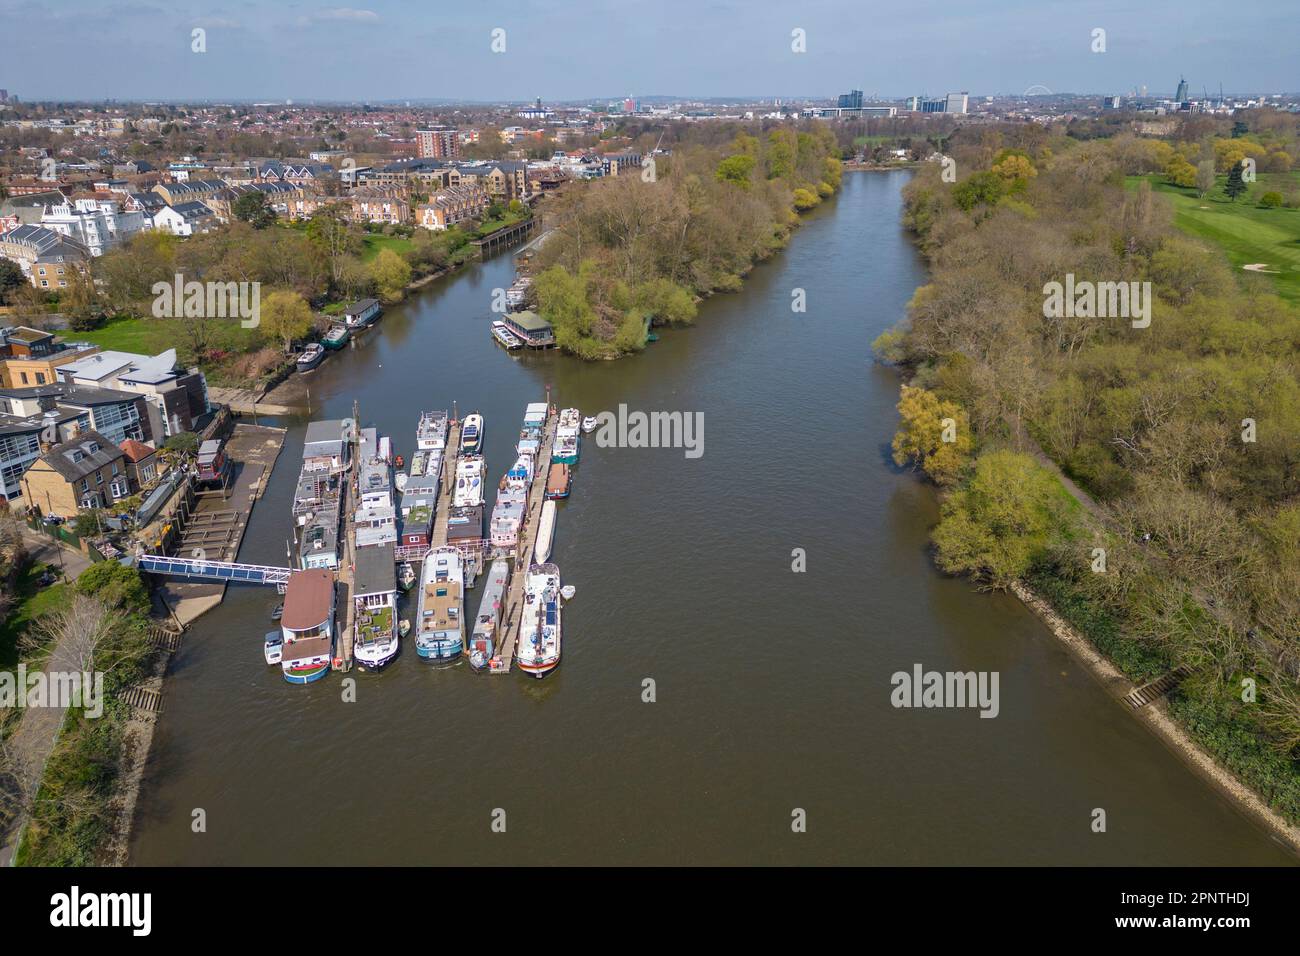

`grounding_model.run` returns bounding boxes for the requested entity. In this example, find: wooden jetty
[490,409,556,674]
[471,216,537,258]
[429,419,463,550]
